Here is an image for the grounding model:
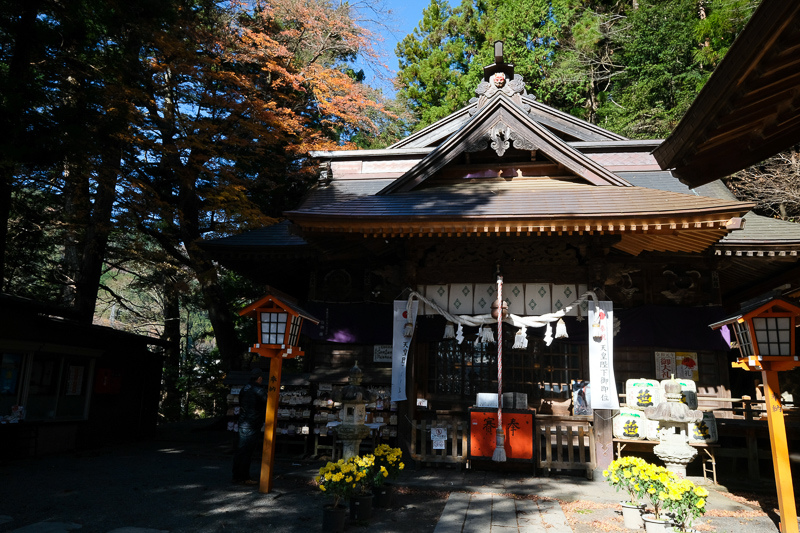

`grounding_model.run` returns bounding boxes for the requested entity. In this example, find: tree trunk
[0,0,43,289]
[176,152,246,372]
[61,152,89,309]
[73,142,120,323]
[0,166,11,290]
[161,277,183,422]
[195,256,246,372]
